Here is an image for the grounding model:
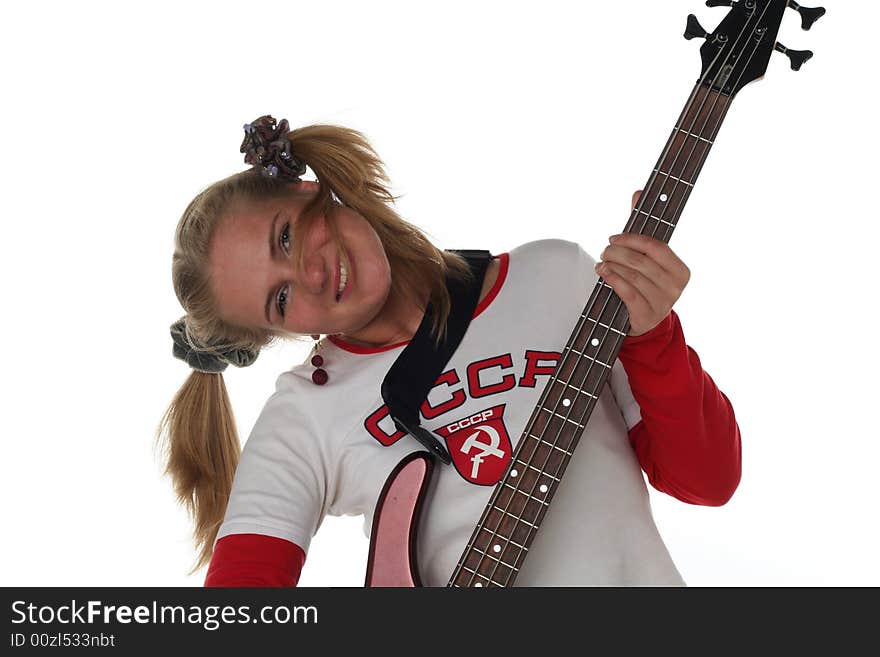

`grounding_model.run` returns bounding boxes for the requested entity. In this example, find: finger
[602,262,677,312]
[631,189,642,210]
[605,233,690,284]
[596,260,667,316]
[600,242,678,294]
